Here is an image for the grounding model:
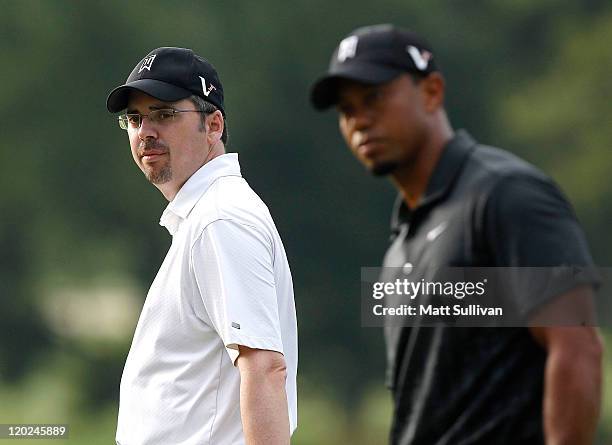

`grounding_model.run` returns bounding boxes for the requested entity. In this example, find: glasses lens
[118,115,129,130]
[123,114,143,129]
[129,114,142,128]
[150,109,176,124]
